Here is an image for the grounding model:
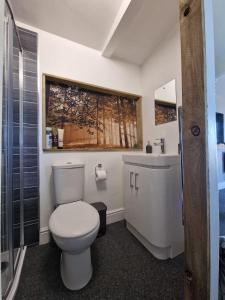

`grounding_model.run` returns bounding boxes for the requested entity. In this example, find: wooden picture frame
[42,74,143,151]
